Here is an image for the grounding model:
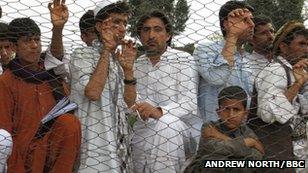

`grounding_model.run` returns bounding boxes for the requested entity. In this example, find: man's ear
[166,33,171,42]
[216,108,222,117]
[243,110,248,119]
[11,42,16,52]
[223,19,229,33]
[80,33,86,43]
[95,22,102,34]
[250,36,256,47]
